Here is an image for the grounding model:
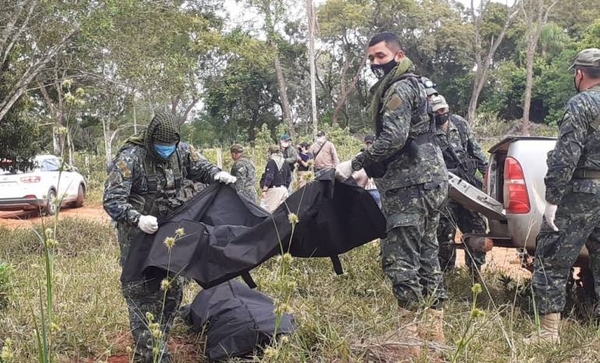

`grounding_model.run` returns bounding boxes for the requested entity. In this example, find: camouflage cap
[149,111,180,143]
[230,144,244,153]
[569,48,600,70]
[430,95,449,112]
